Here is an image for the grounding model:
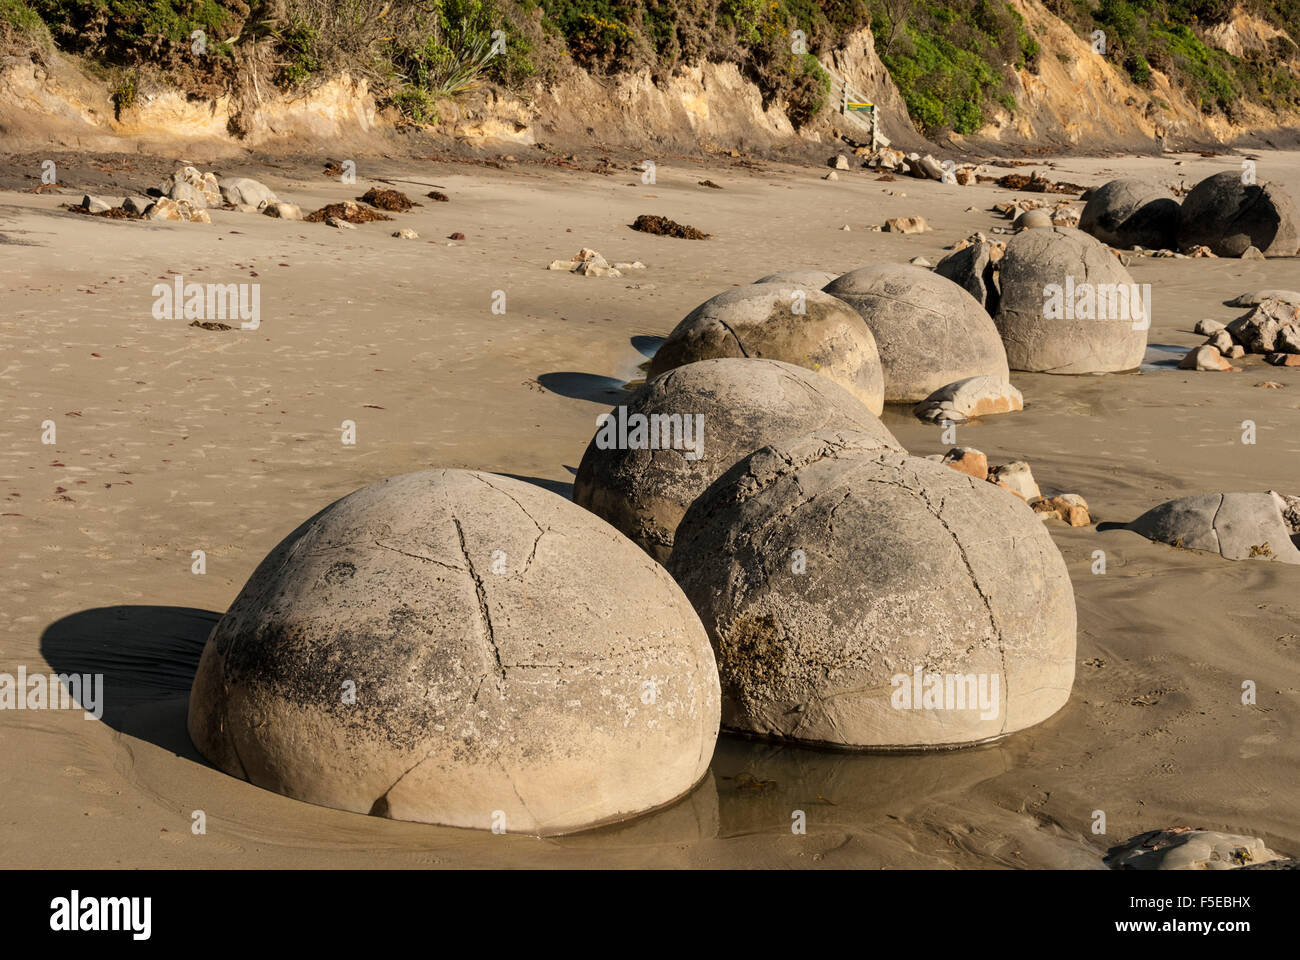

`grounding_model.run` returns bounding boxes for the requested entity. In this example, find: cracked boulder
[187,469,721,836]
[666,432,1076,749]
[995,226,1148,374]
[1176,171,1299,257]
[823,264,1009,403]
[574,358,903,563]
[1079,178,1180,250]
[647,284,885,413]
[1126,492,1300,563]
